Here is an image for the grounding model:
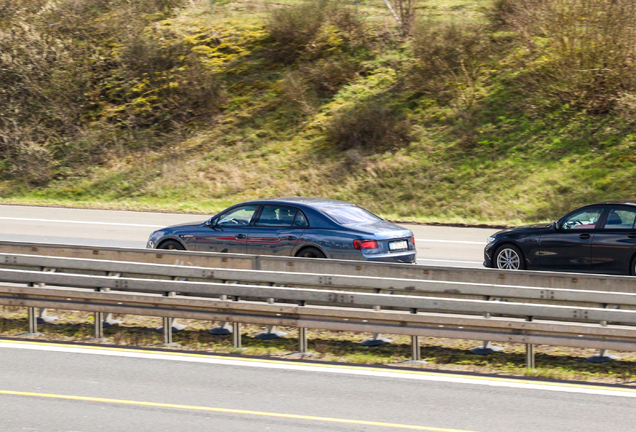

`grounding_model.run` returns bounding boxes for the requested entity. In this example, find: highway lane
[0,340,634,432]
[0,204,492,267]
